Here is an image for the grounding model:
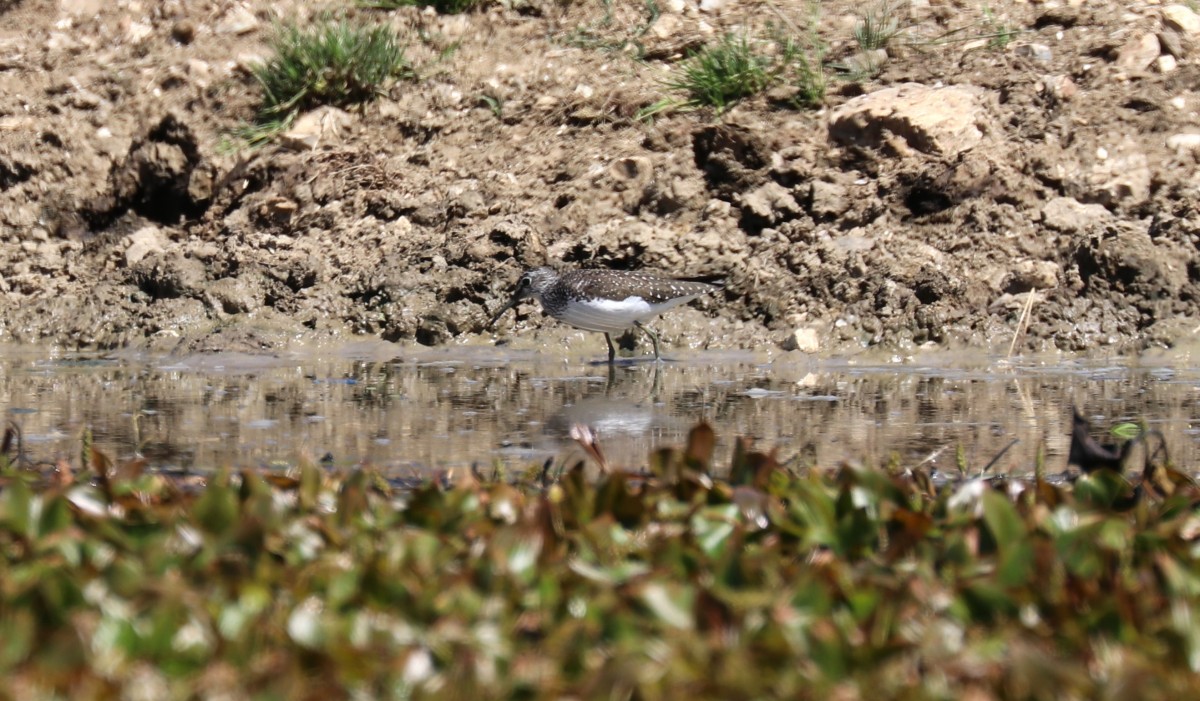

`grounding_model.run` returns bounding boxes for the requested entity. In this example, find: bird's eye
[518,277,530,288]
